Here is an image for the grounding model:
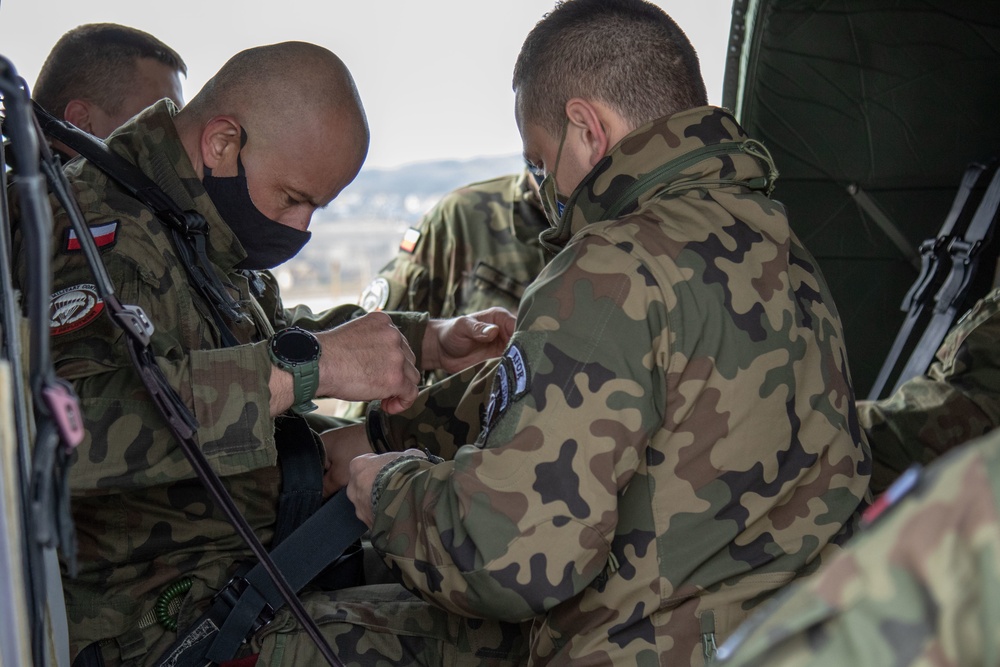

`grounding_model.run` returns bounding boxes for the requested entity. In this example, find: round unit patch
[50,284,105,336]
[360,277,391,312]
